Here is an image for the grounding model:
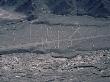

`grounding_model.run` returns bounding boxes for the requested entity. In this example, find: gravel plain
[1,50,110,82]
